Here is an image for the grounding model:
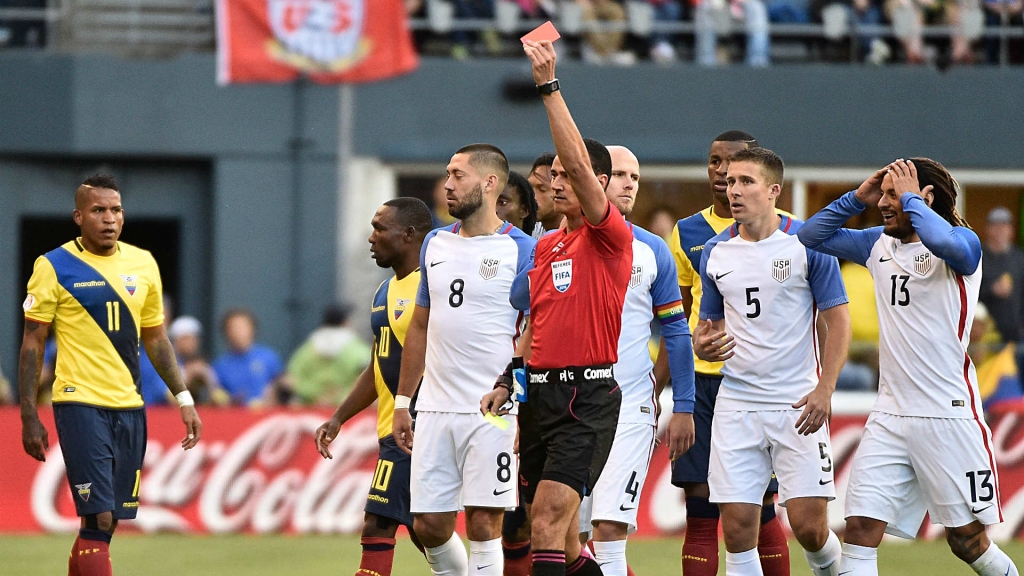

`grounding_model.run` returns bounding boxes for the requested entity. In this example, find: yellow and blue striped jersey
[371,269,420,439]
[23,239,164,409]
